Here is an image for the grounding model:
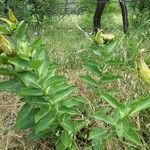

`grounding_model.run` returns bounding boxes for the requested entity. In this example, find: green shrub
[0,11,87,149]
[0,10,150,149]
